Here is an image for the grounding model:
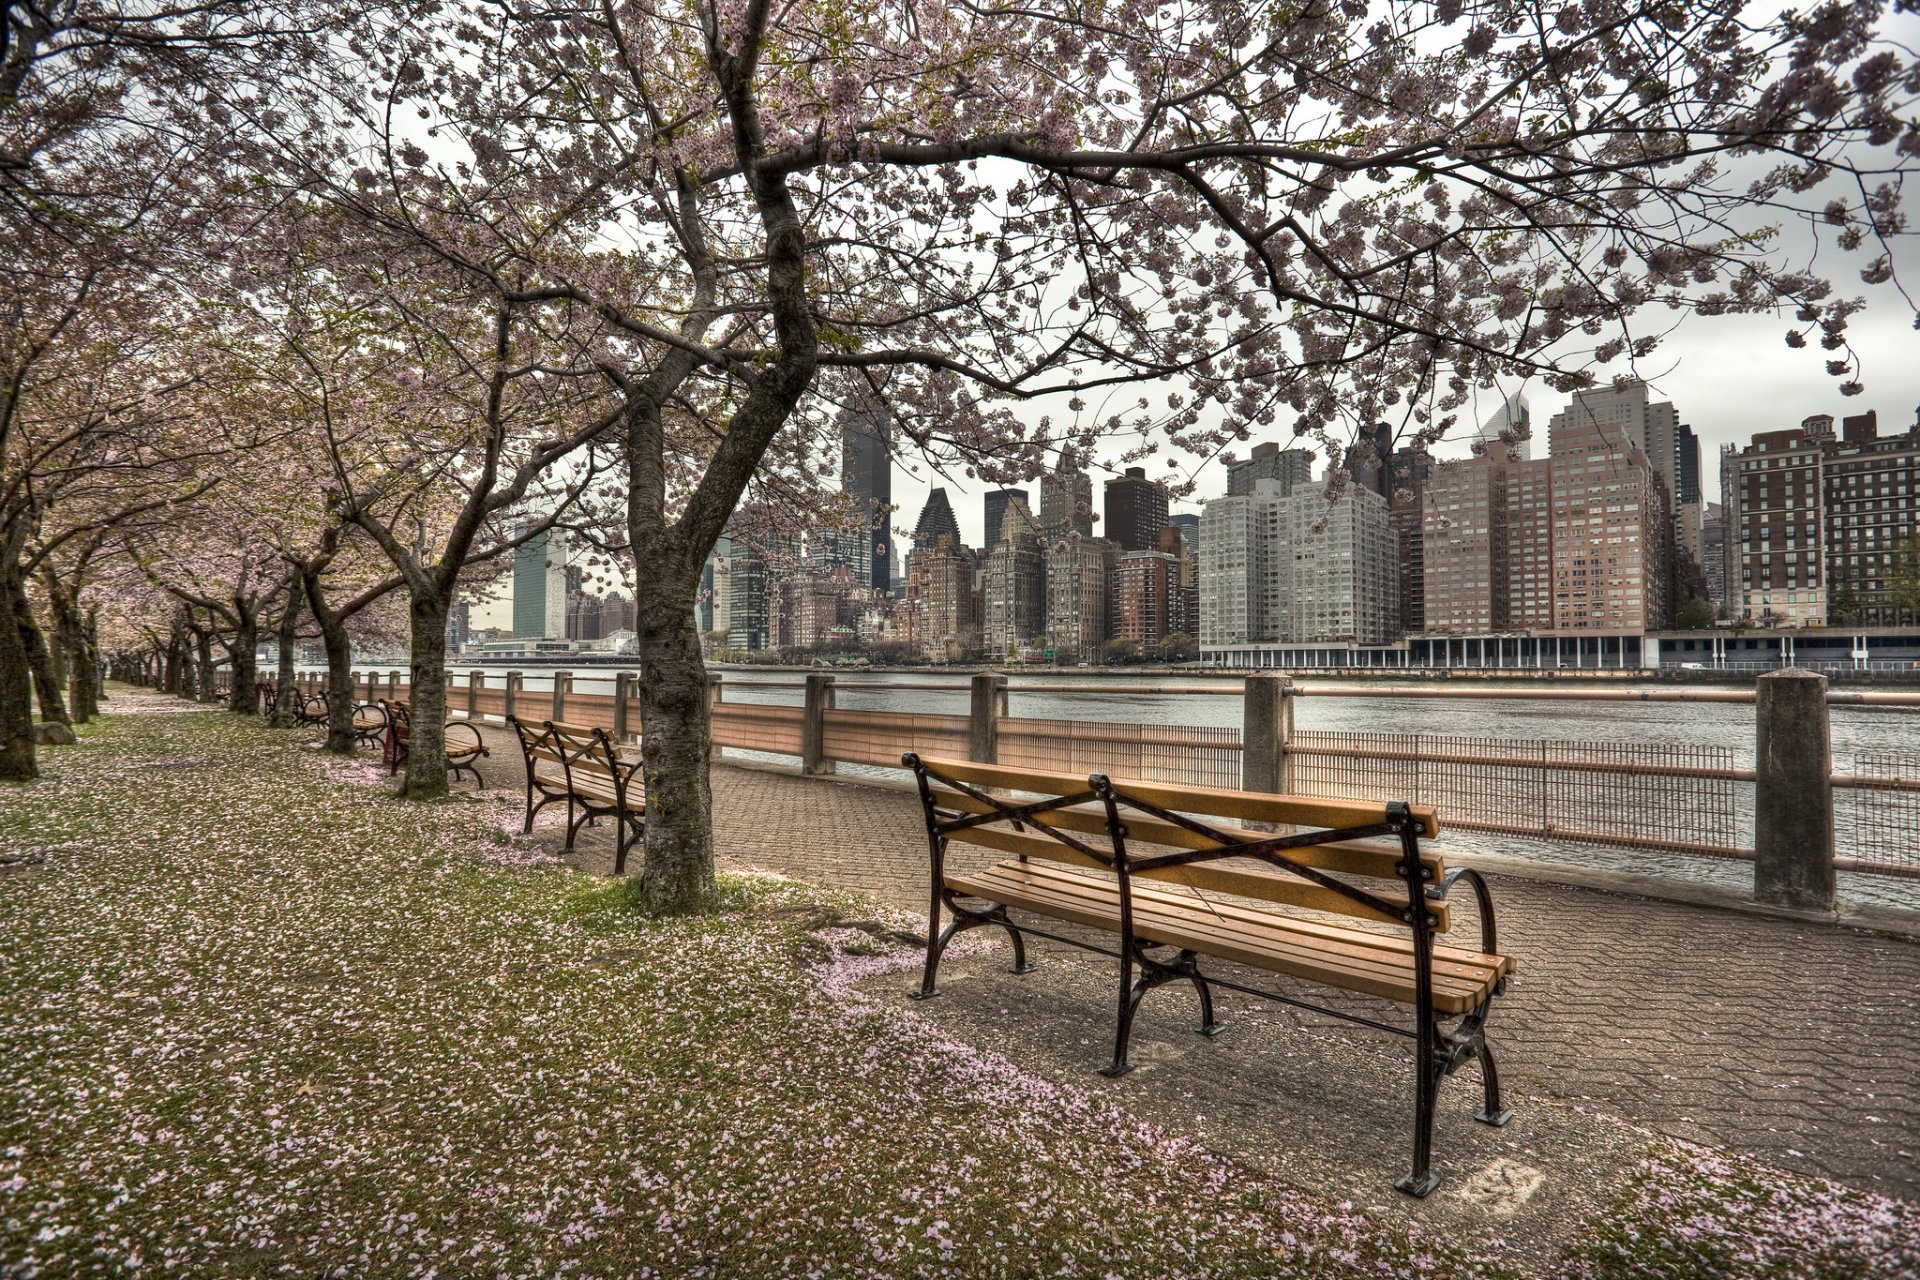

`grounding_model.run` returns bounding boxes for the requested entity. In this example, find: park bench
[381,699,489,787]
[902,753,1517,1197]
[295,692,330,728]
[507,717,646,874]
[349,701,388,748]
